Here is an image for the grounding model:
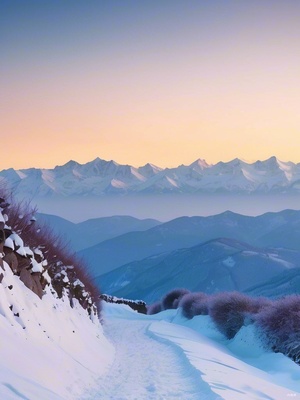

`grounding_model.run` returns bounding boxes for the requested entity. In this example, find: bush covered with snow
[161,288,190,310]
[179,292,208,319]
[255,295,300,364]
